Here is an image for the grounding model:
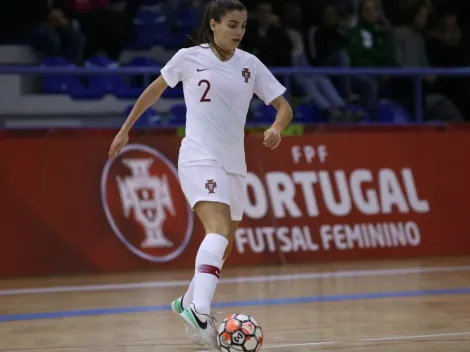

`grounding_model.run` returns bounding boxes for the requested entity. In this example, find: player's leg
[181,174,244,342]
[183,220,240,314]
[172,220,238,316]
[179,201,232,348]
[174,162,234,347]
[191,201,232,310]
